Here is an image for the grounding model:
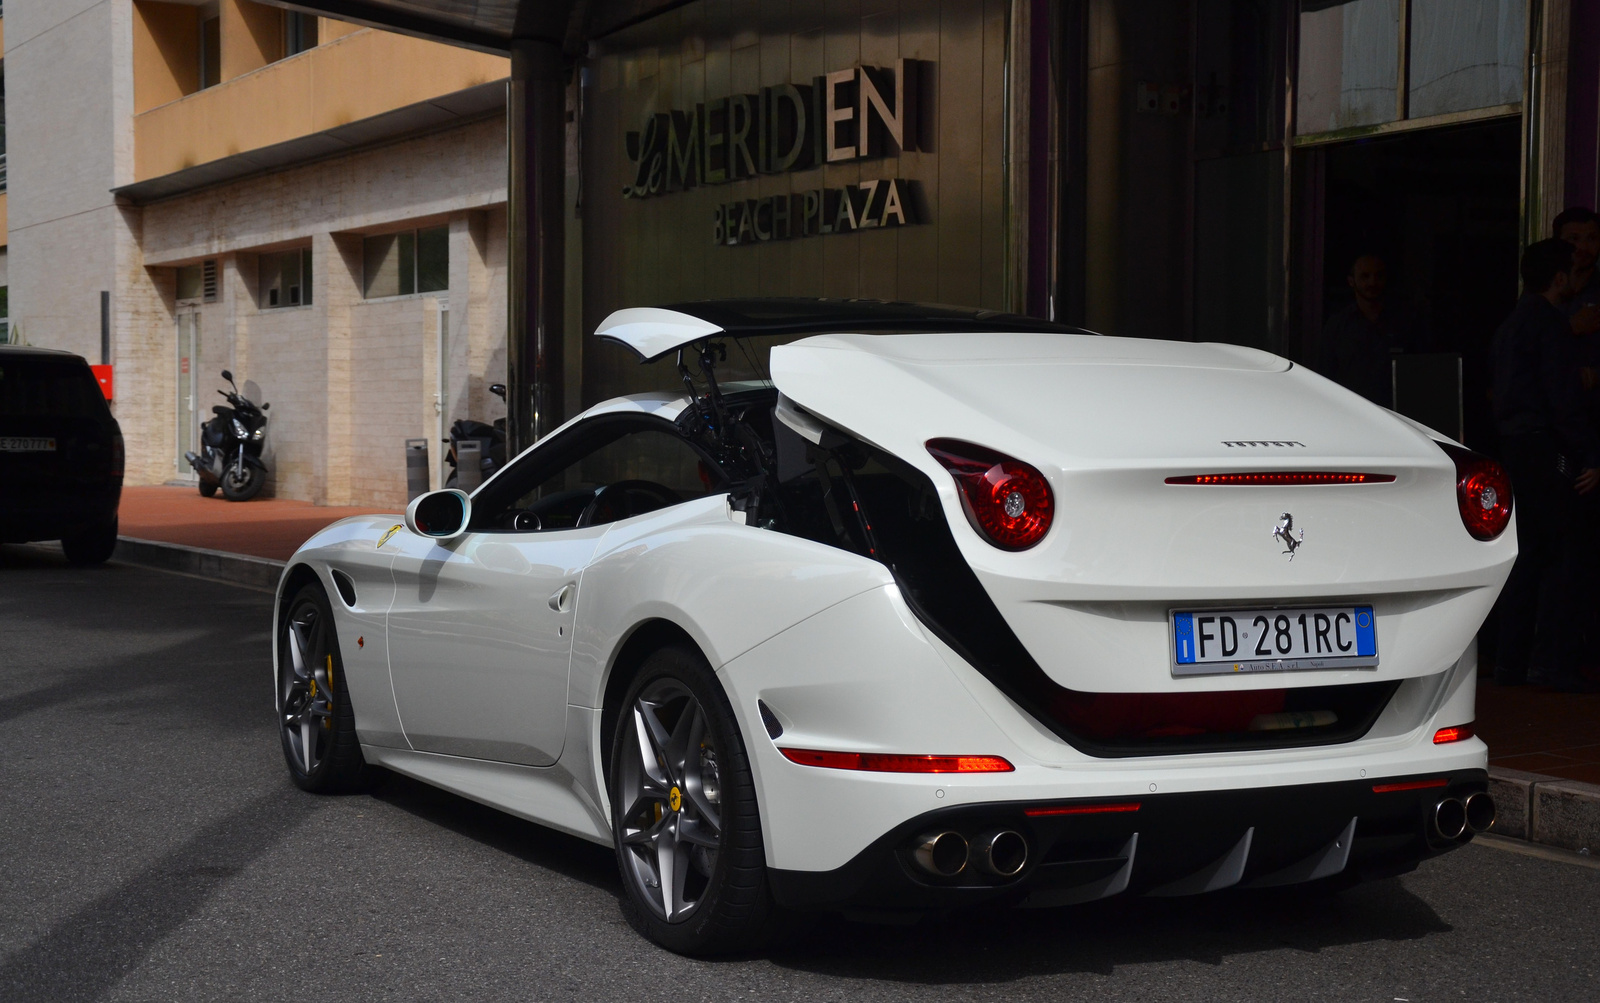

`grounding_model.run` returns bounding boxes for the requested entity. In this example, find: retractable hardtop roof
[594,297,1084,362]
